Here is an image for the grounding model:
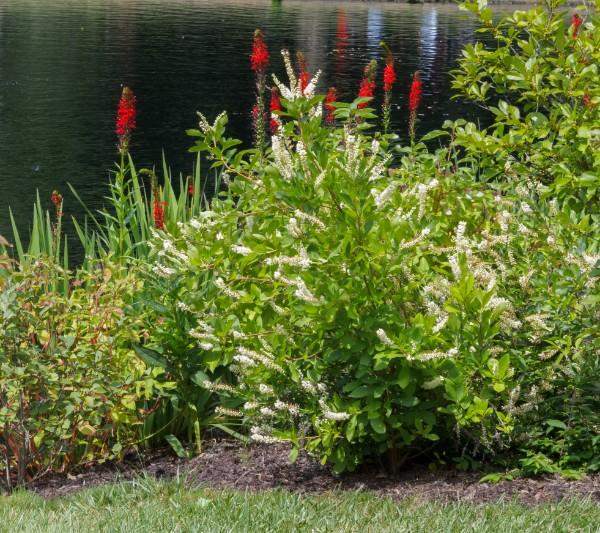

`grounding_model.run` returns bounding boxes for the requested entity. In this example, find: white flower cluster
[197,111,227,134]
[231,245,252,256]
[271,134,295,181]
[152,264,176,277]
[250,426,284,444]
[202,381,235,393]
[215,406,242,417]
[294,209,326,230]
[294,279,322,304]
[371,182,398,209]
[399,228,431,250]
[272,49,321,101]
[319,400,350,421]
[159,238,188,262]
[214,277,242,299]
[408,347,459,362]
[376,328,393,346]
[235,347,284,373]
[287,217,303,238]
[265,246,310,269]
